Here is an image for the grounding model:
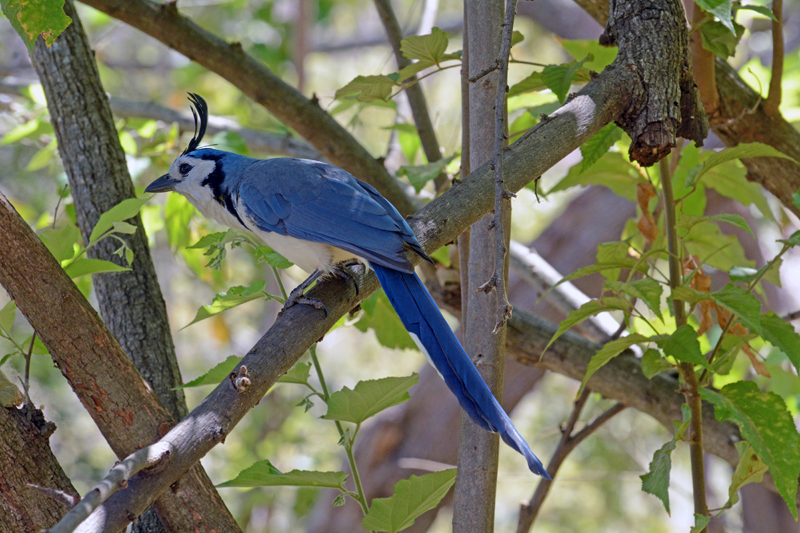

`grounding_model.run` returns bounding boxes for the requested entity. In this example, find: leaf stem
[660,154,709,529]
